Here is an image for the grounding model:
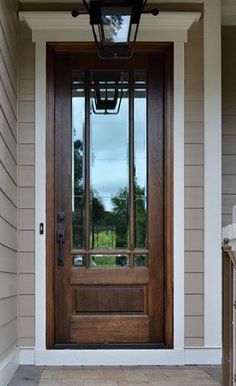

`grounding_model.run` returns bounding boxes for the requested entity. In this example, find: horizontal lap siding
[222,27,236,227]
[17,23,35,347]
[184,20,204,347]
[0,0,18,361]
